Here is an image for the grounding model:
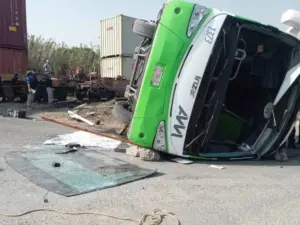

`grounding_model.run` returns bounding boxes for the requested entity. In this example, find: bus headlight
[153,121,166,151]
[151,66,164,86]
[187,5,209,37]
